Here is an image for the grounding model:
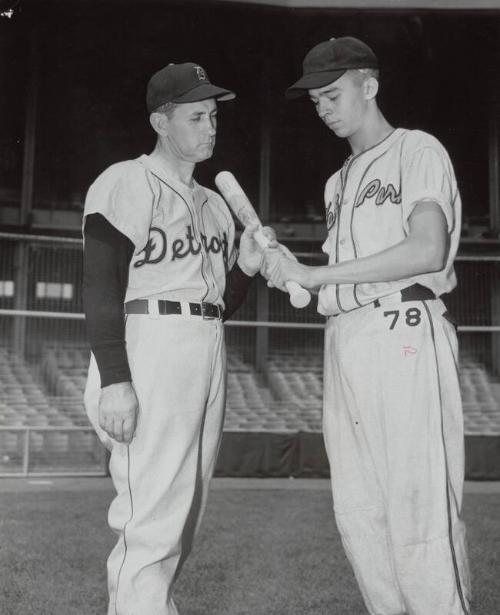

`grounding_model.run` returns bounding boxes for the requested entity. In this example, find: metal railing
[1,232,500,475]
[0,426,108,477]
